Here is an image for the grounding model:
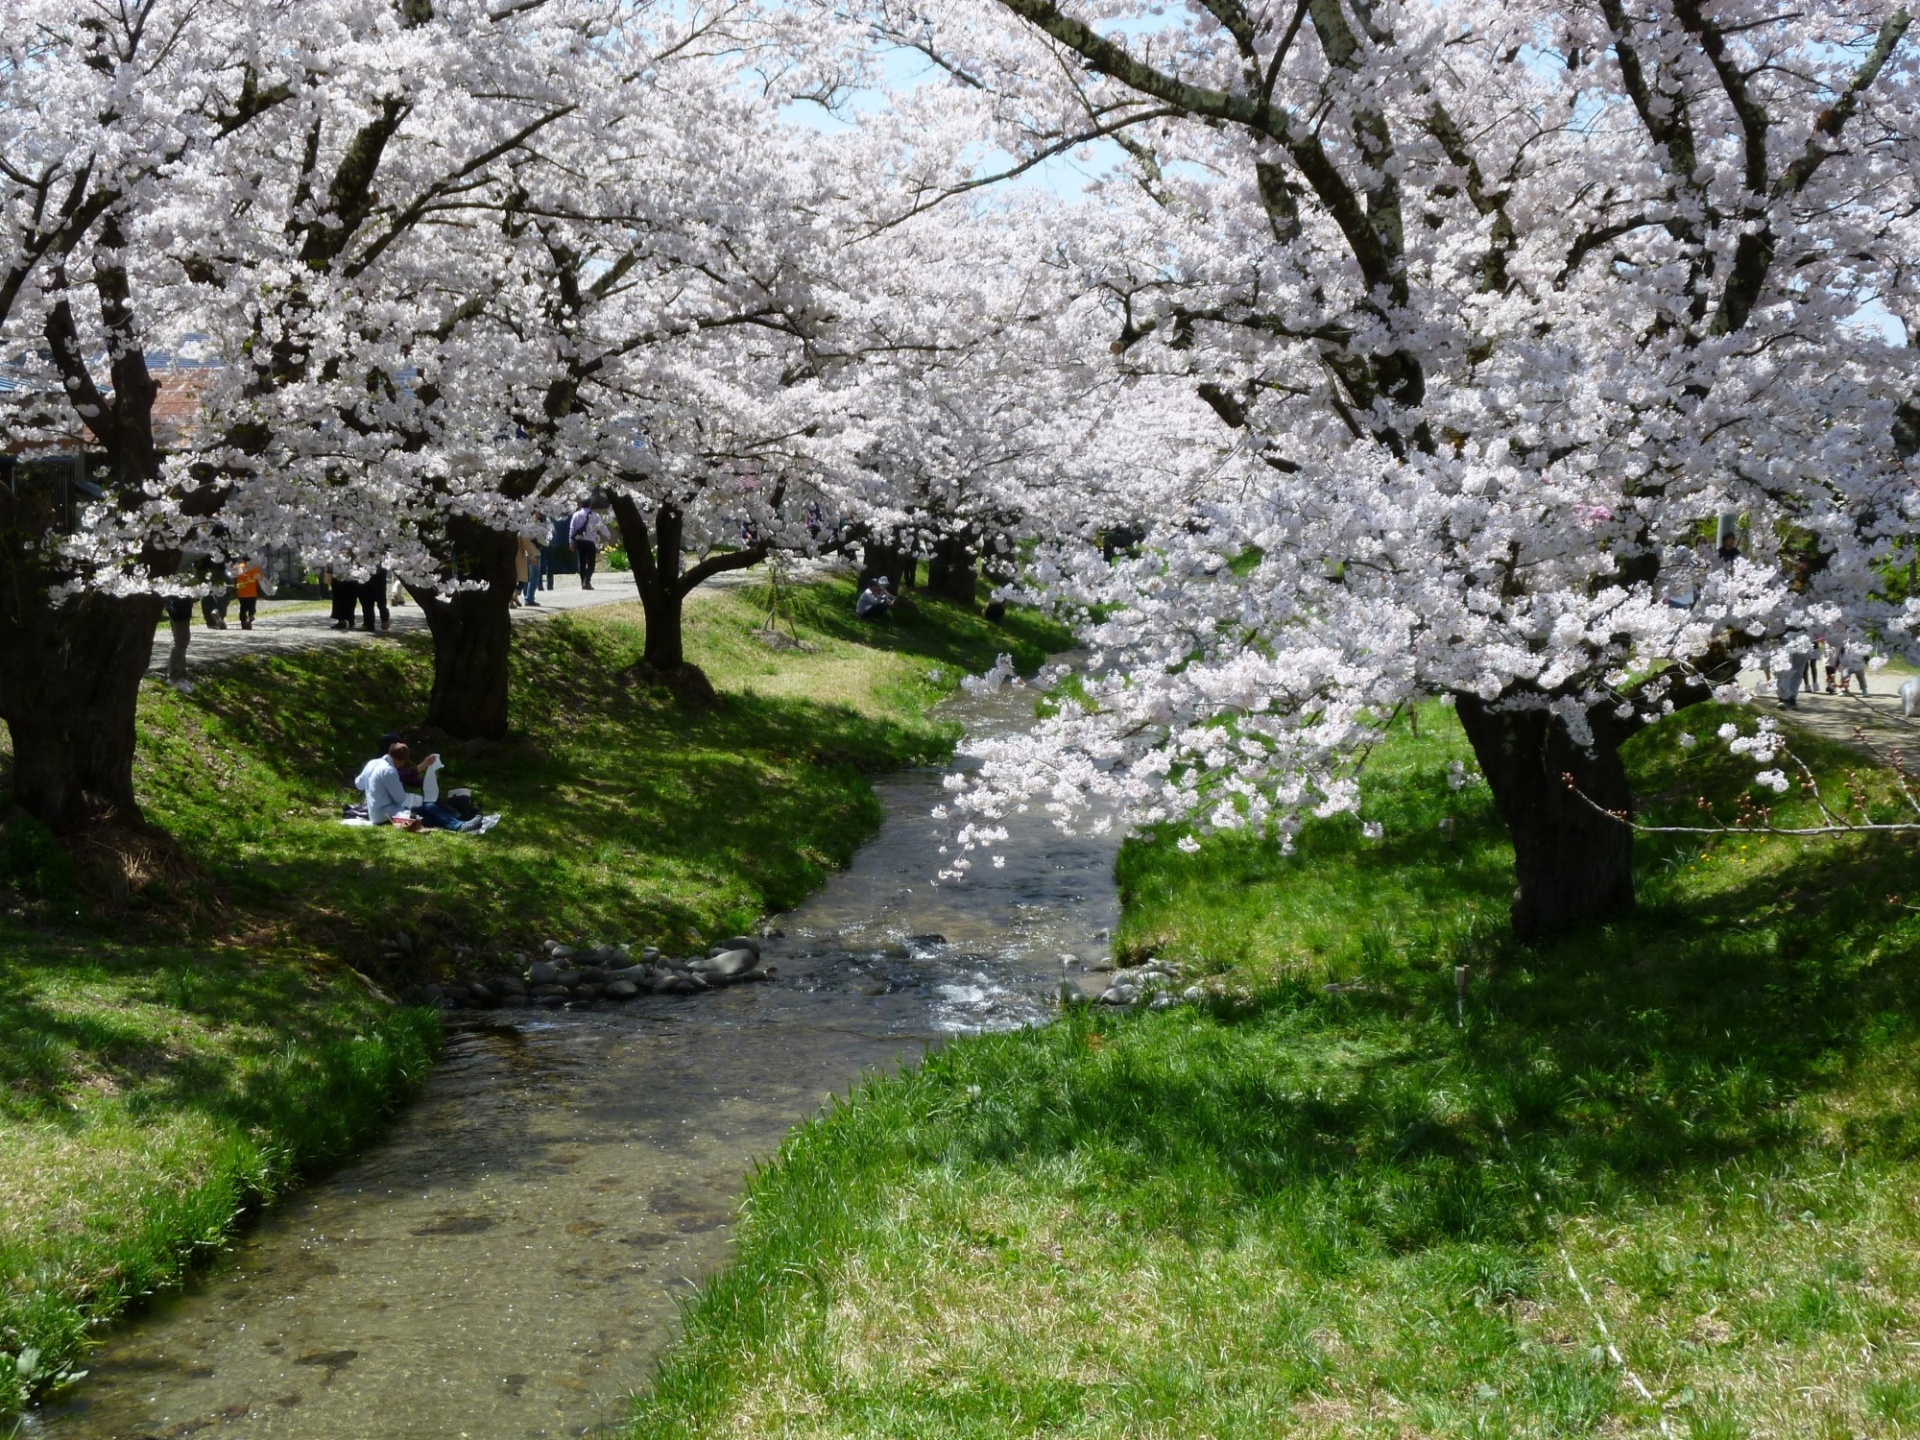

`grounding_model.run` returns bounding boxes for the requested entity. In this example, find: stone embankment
[397,933,773,1009]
